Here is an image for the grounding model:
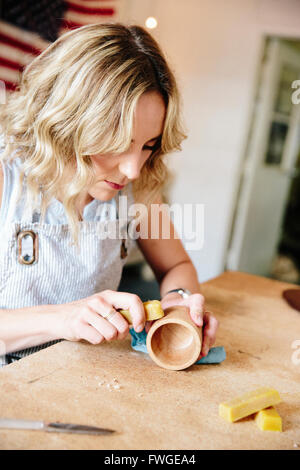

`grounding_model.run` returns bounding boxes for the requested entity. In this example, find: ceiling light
[145,17,158,29]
